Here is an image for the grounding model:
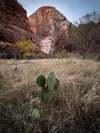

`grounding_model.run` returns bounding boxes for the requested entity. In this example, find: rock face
[29,6,71,54]
[0,2,71,54]
[0,0,29,43]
